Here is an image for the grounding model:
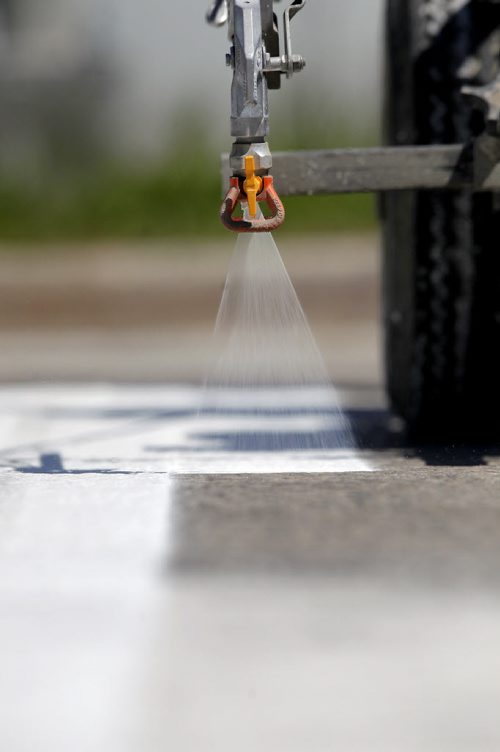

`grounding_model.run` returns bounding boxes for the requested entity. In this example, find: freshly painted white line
[0,384,372,475]
[1,386,499,752]
[0,471,172,752]
[140,579,500,752]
